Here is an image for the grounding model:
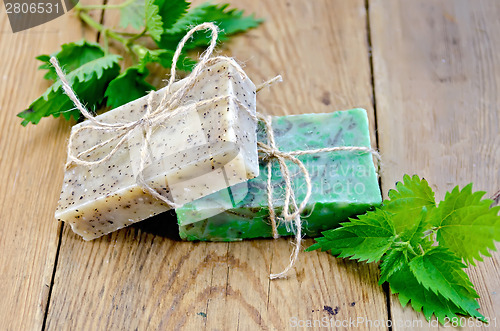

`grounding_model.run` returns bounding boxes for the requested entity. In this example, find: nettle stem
[76,0,136,11]
[75,4,151,62]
